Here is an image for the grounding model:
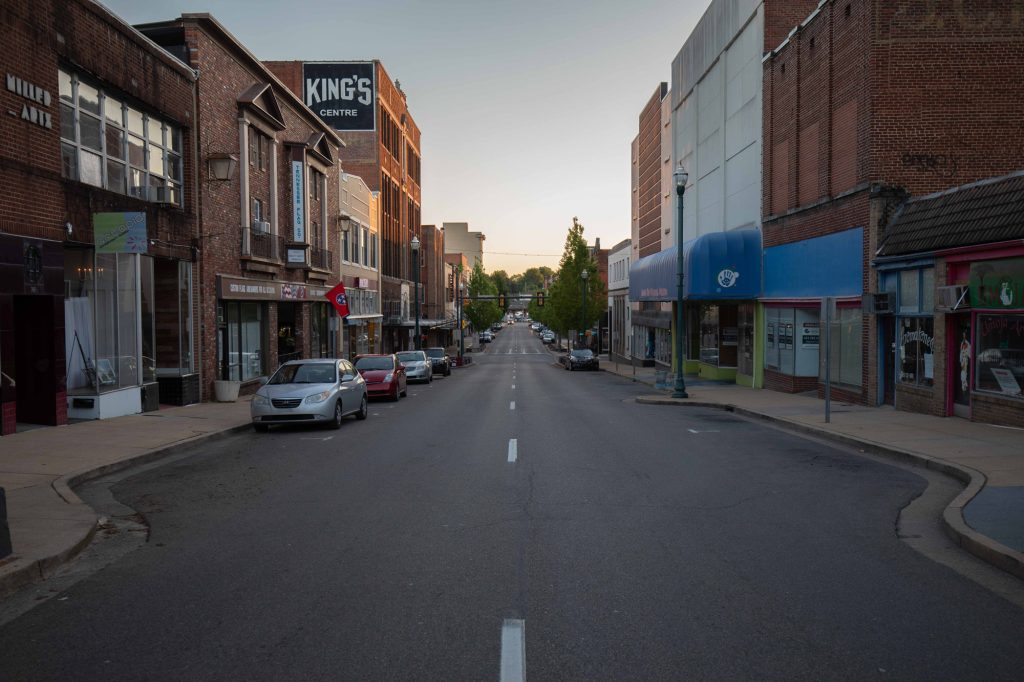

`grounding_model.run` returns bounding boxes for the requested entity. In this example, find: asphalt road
[2,324,1023,681]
